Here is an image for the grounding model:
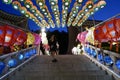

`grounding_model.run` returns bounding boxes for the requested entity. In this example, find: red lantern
[15,29,27,45]
[104,19,118,40]
[4,25,15,46]
[94,25,108,42]
[10,29,20,46]
[0,26,5,45]
[114,18,120,36]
